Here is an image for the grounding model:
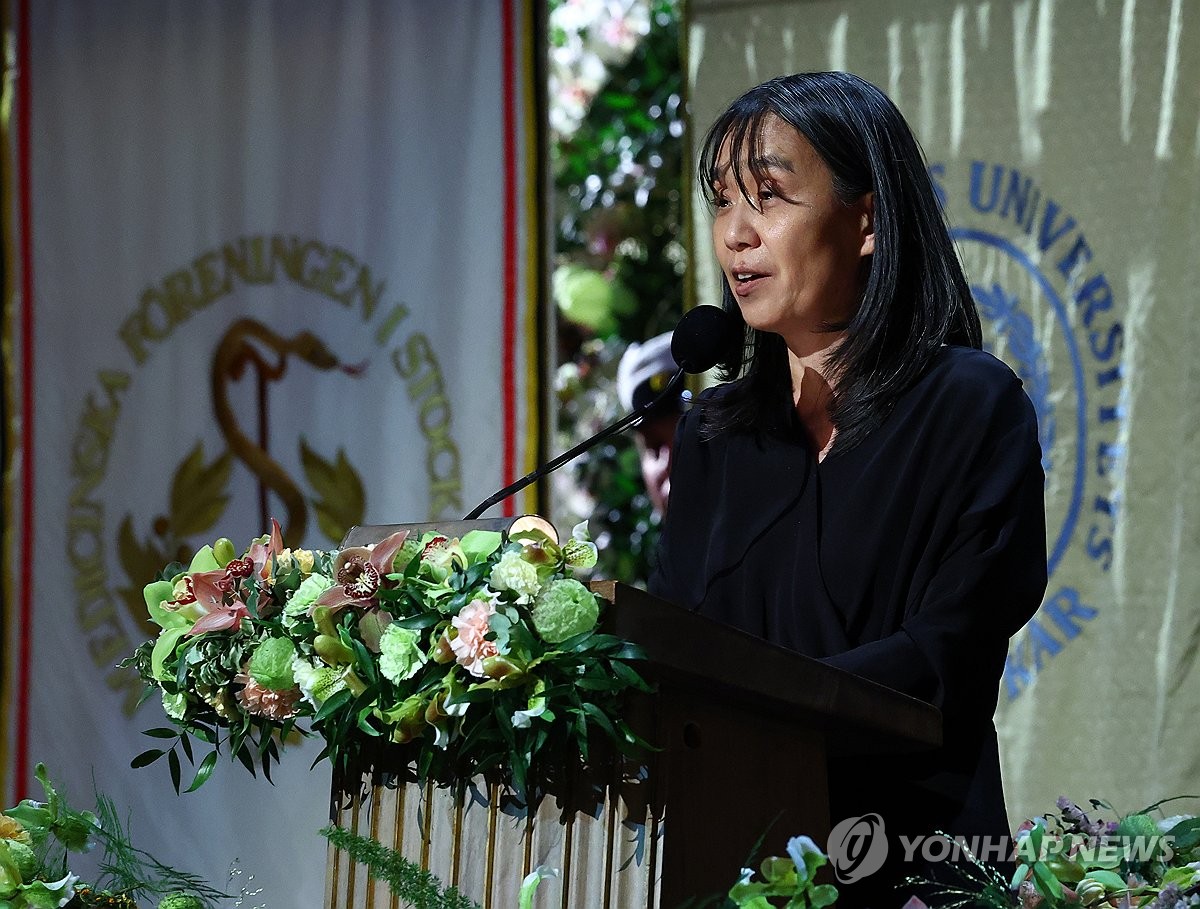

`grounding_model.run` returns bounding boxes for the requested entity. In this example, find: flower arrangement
[724,795,1200,909]
[1,763,227,909]
[125,519,650,799]
[906,796,1200,909]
